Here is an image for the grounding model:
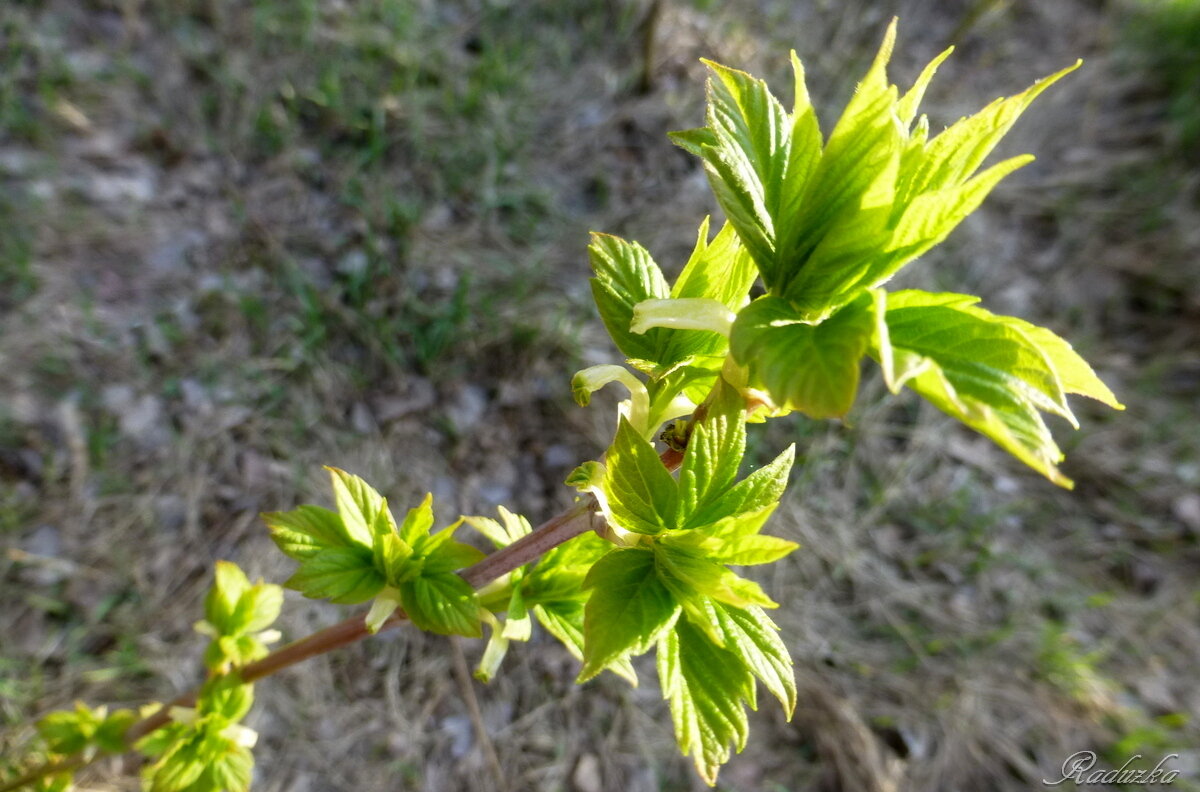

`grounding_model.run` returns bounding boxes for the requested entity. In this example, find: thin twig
[449,637,509,792]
